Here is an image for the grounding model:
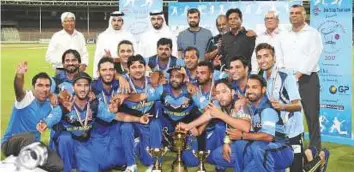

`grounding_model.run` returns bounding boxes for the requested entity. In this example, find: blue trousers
[183,121,226,167]
[54,131,98,172]
[211,140,249,171]
[134,119,162,166]
[243,141,294,172]
[89,122,135,170]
